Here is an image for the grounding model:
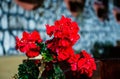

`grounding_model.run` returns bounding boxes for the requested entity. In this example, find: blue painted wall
[0,0,120,55]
